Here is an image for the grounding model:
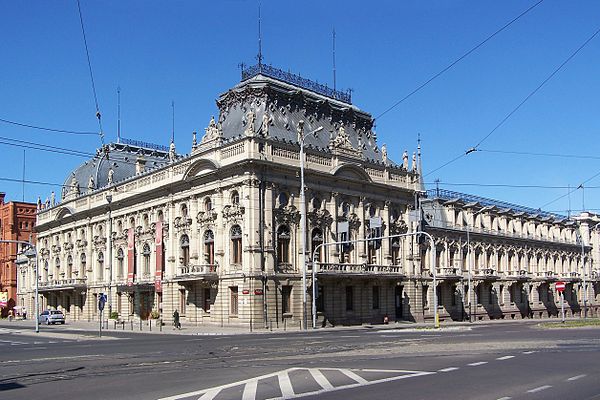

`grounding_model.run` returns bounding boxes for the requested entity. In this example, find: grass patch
[539,319,600,329]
